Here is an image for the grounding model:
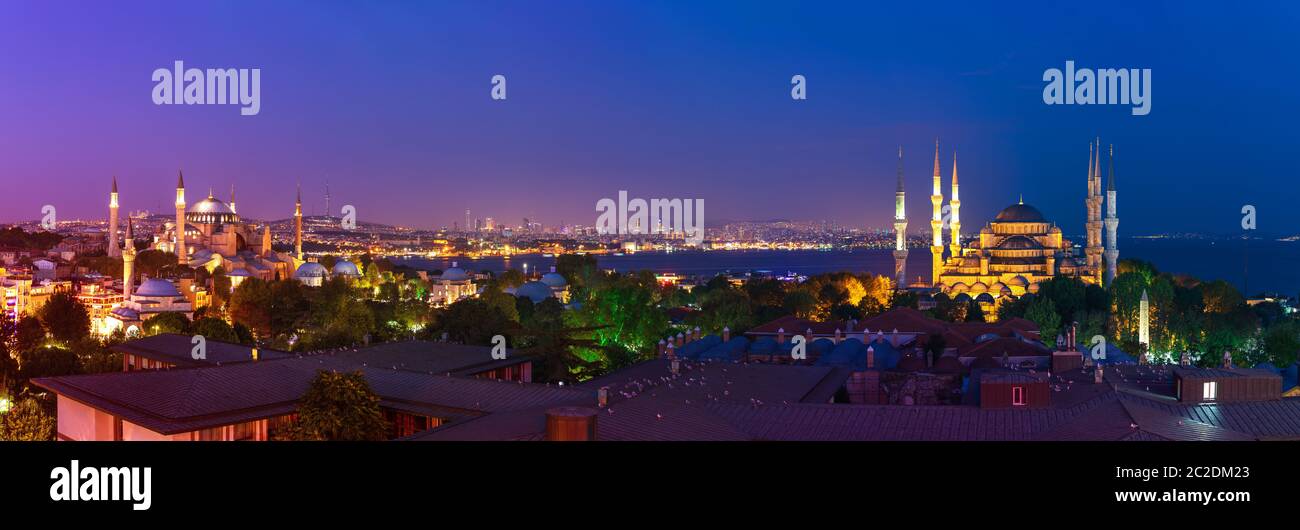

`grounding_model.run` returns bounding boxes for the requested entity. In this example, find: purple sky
[1,1,1297,235]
